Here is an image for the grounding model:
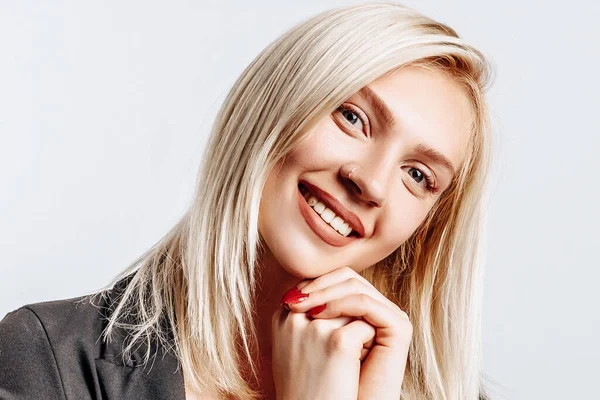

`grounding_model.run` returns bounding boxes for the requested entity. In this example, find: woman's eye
[336,105,366,133]
[403,166,437,193]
